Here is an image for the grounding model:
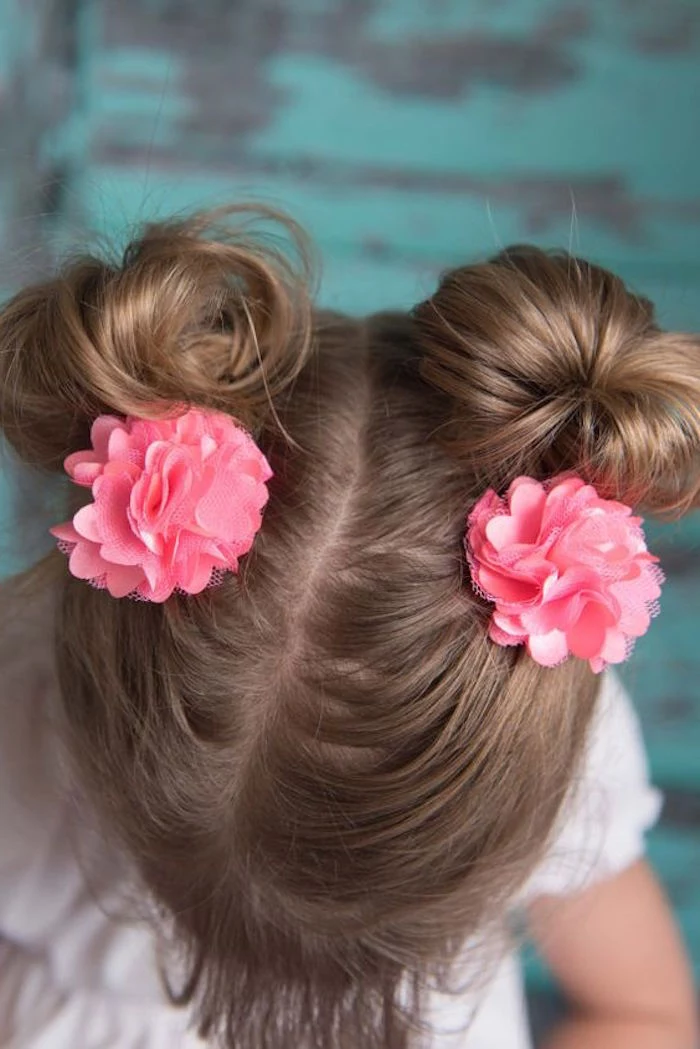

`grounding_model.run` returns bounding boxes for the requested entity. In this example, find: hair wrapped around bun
[0,207,314,473]
[414,246,700,516]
